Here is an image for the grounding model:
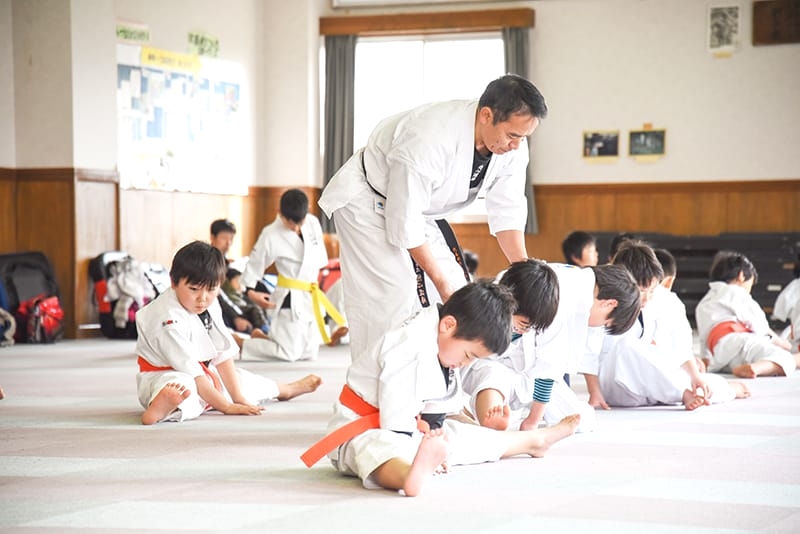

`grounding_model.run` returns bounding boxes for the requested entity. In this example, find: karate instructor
[319,74,547,358]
